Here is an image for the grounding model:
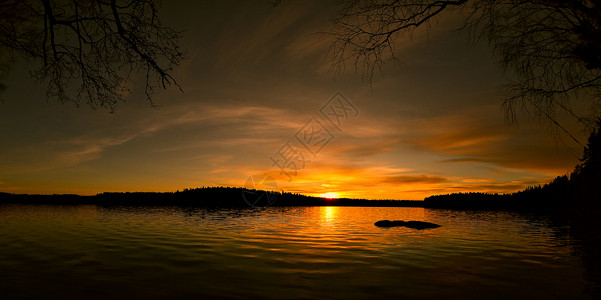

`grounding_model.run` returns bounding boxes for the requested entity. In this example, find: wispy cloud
[405,106,579,175]
[0,1,584,198]
[380,174,448,184]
